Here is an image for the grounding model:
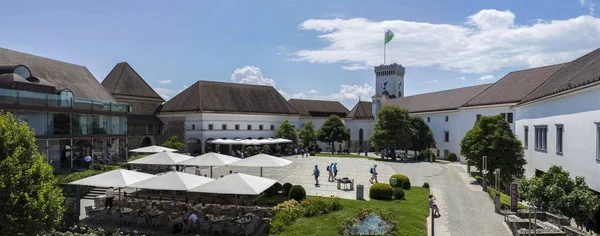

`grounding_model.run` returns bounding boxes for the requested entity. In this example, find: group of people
[309,163,380,186]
